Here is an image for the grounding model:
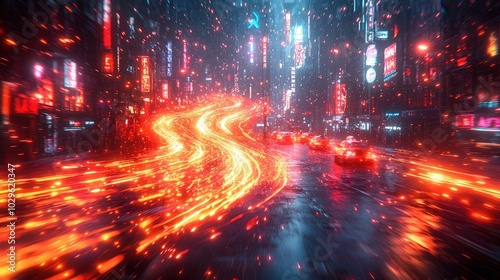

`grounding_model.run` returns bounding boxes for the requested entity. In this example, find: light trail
[0,94,288,279]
